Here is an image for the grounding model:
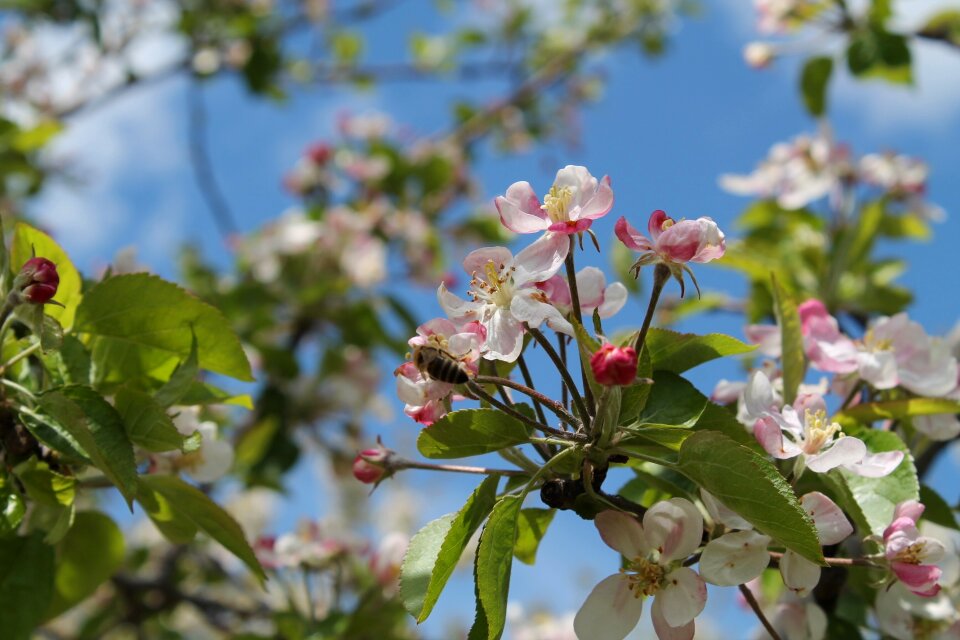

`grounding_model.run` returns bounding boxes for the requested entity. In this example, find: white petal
[843,450,904,478]
[699,531,771,586]
[462,246,514,278]
[743,371,777,420]
[574,267,607,309]
[651,597,695,640]
[805,436,867,473]
[801,492,853,545]
[597,283,628,319]
[656,567,707,627]
[700,489,752,531]
[644,498,703,563]
[513,233,569,284]
[573,574,644,640]
[437,283,481,322]
[483,308,523,362]
[914,414,960,441]
[510,293,573,336]
[595,510,648,559]
[186,439,234,483]
[857,350,898,390]
[779,550,821,596]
